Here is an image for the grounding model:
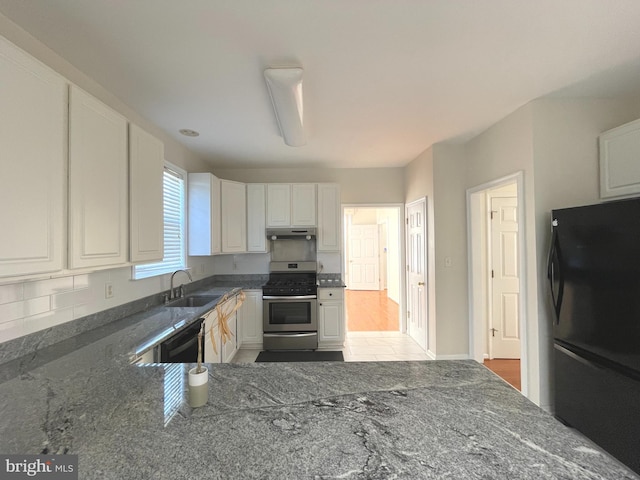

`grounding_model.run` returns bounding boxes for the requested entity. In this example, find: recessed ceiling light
[179,129,200,137]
